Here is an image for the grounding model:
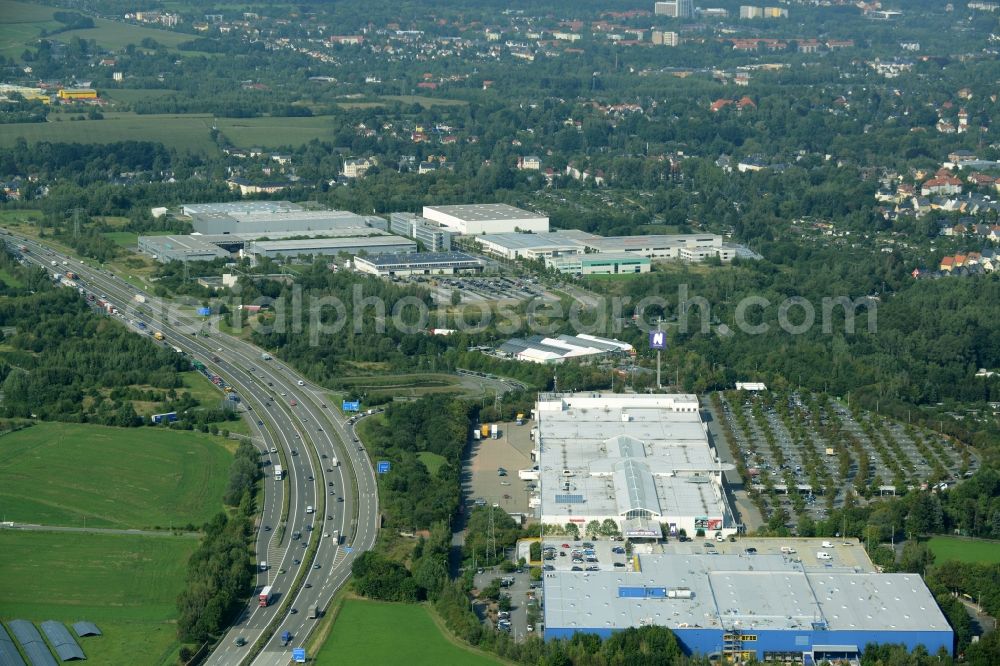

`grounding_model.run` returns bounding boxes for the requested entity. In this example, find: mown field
[0,113,220,153]
[0,0,59,58]
[314,599,504,666]
[0,530,196,665]
[53,17,196,52]
[0,112,343,152]
[927,536,1000,565]
[0,421,231,529]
